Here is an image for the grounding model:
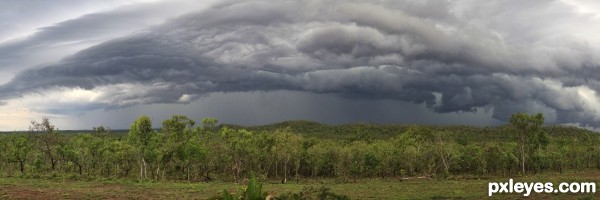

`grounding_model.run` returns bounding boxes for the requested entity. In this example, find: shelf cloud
[1,0,600,128]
